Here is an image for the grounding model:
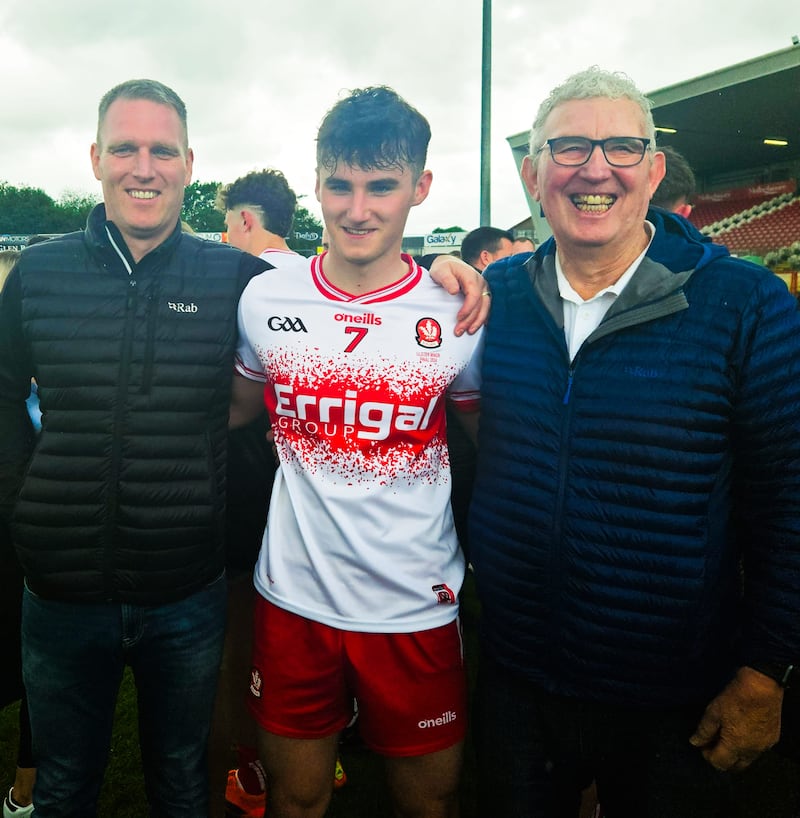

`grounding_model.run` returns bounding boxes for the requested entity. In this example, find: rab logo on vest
[168,301,199,313]
[268,316,308,332]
